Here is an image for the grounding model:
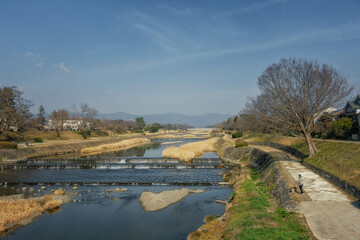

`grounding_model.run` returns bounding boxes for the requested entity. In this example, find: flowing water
[0,139,232,239]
